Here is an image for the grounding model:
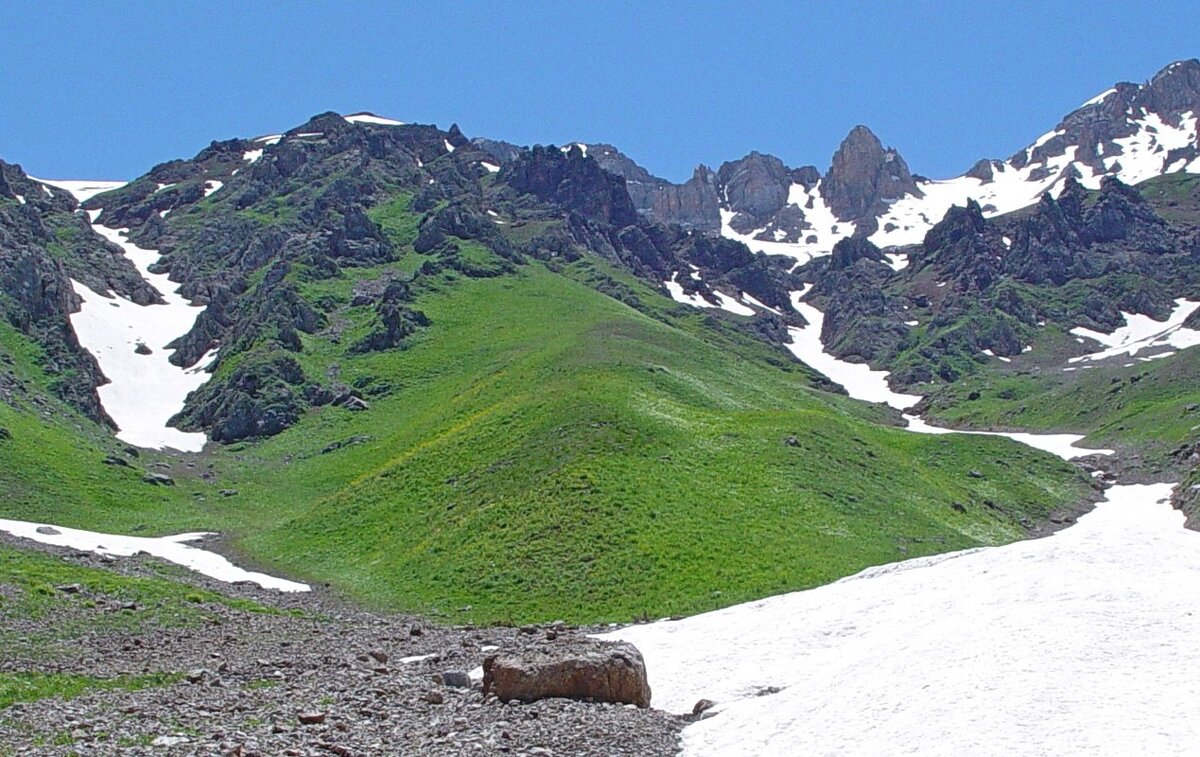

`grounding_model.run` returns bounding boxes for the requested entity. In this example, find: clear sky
[1,1,1195,182]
